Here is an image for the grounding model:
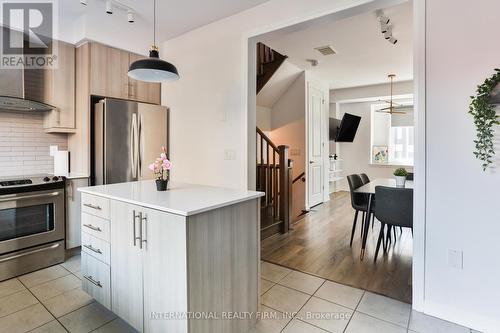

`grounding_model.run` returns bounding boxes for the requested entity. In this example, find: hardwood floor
[261,191,412,304]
